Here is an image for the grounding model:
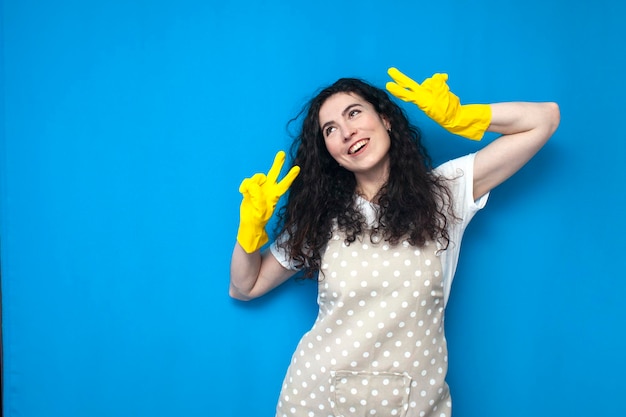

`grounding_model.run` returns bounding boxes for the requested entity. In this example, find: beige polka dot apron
[276,229,452,417]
